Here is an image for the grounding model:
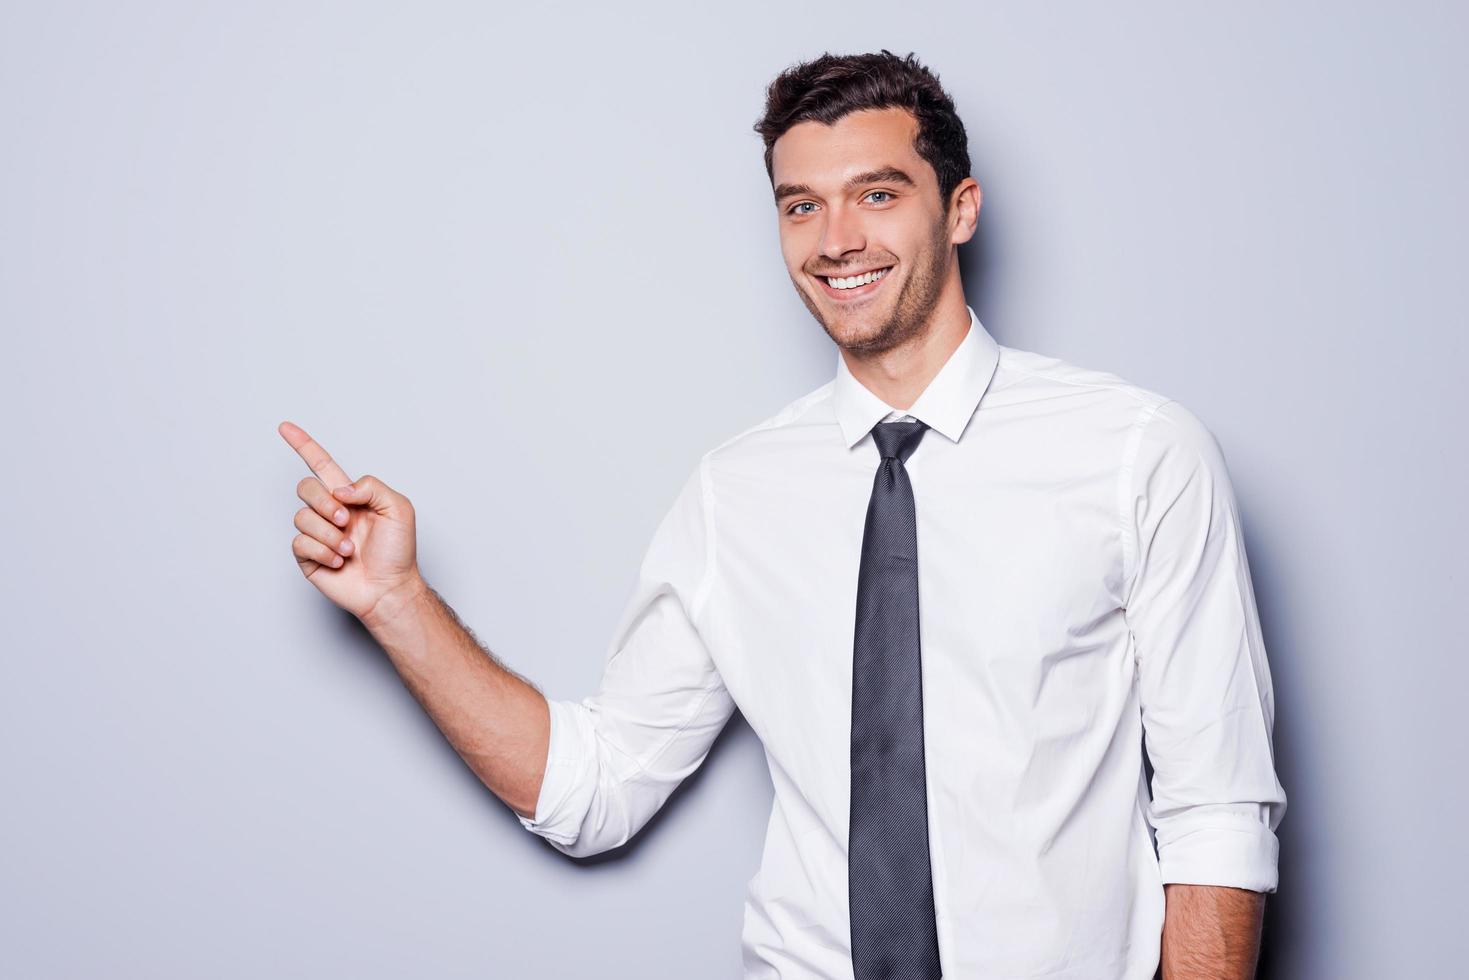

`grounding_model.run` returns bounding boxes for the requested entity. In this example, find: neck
[839,277,971,412]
